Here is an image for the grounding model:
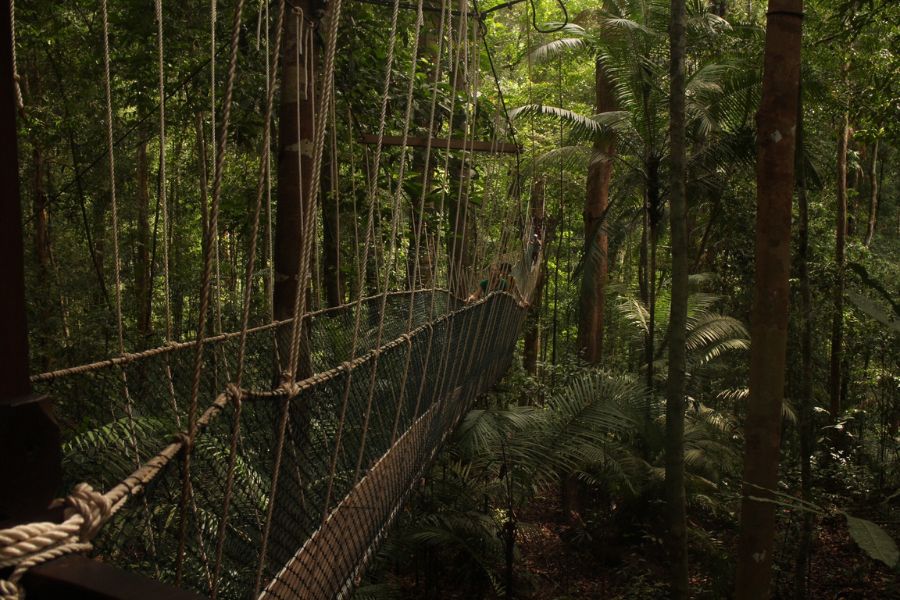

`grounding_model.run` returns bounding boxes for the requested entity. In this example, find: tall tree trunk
[407,12,441,290]
[523,177,546,377]
[829,102,849,421]
[646,157,661,392]
[274,7,315,376]
[794,87,815,600]
[447,7,476,299]
[577,56,616,365]
[322,151,342,308]
[448,165,476,298]
[734,1,803,597]
[135,136,153,339]
[863,137,878,247]
[665,0,689,593]
[32,145,53,370]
